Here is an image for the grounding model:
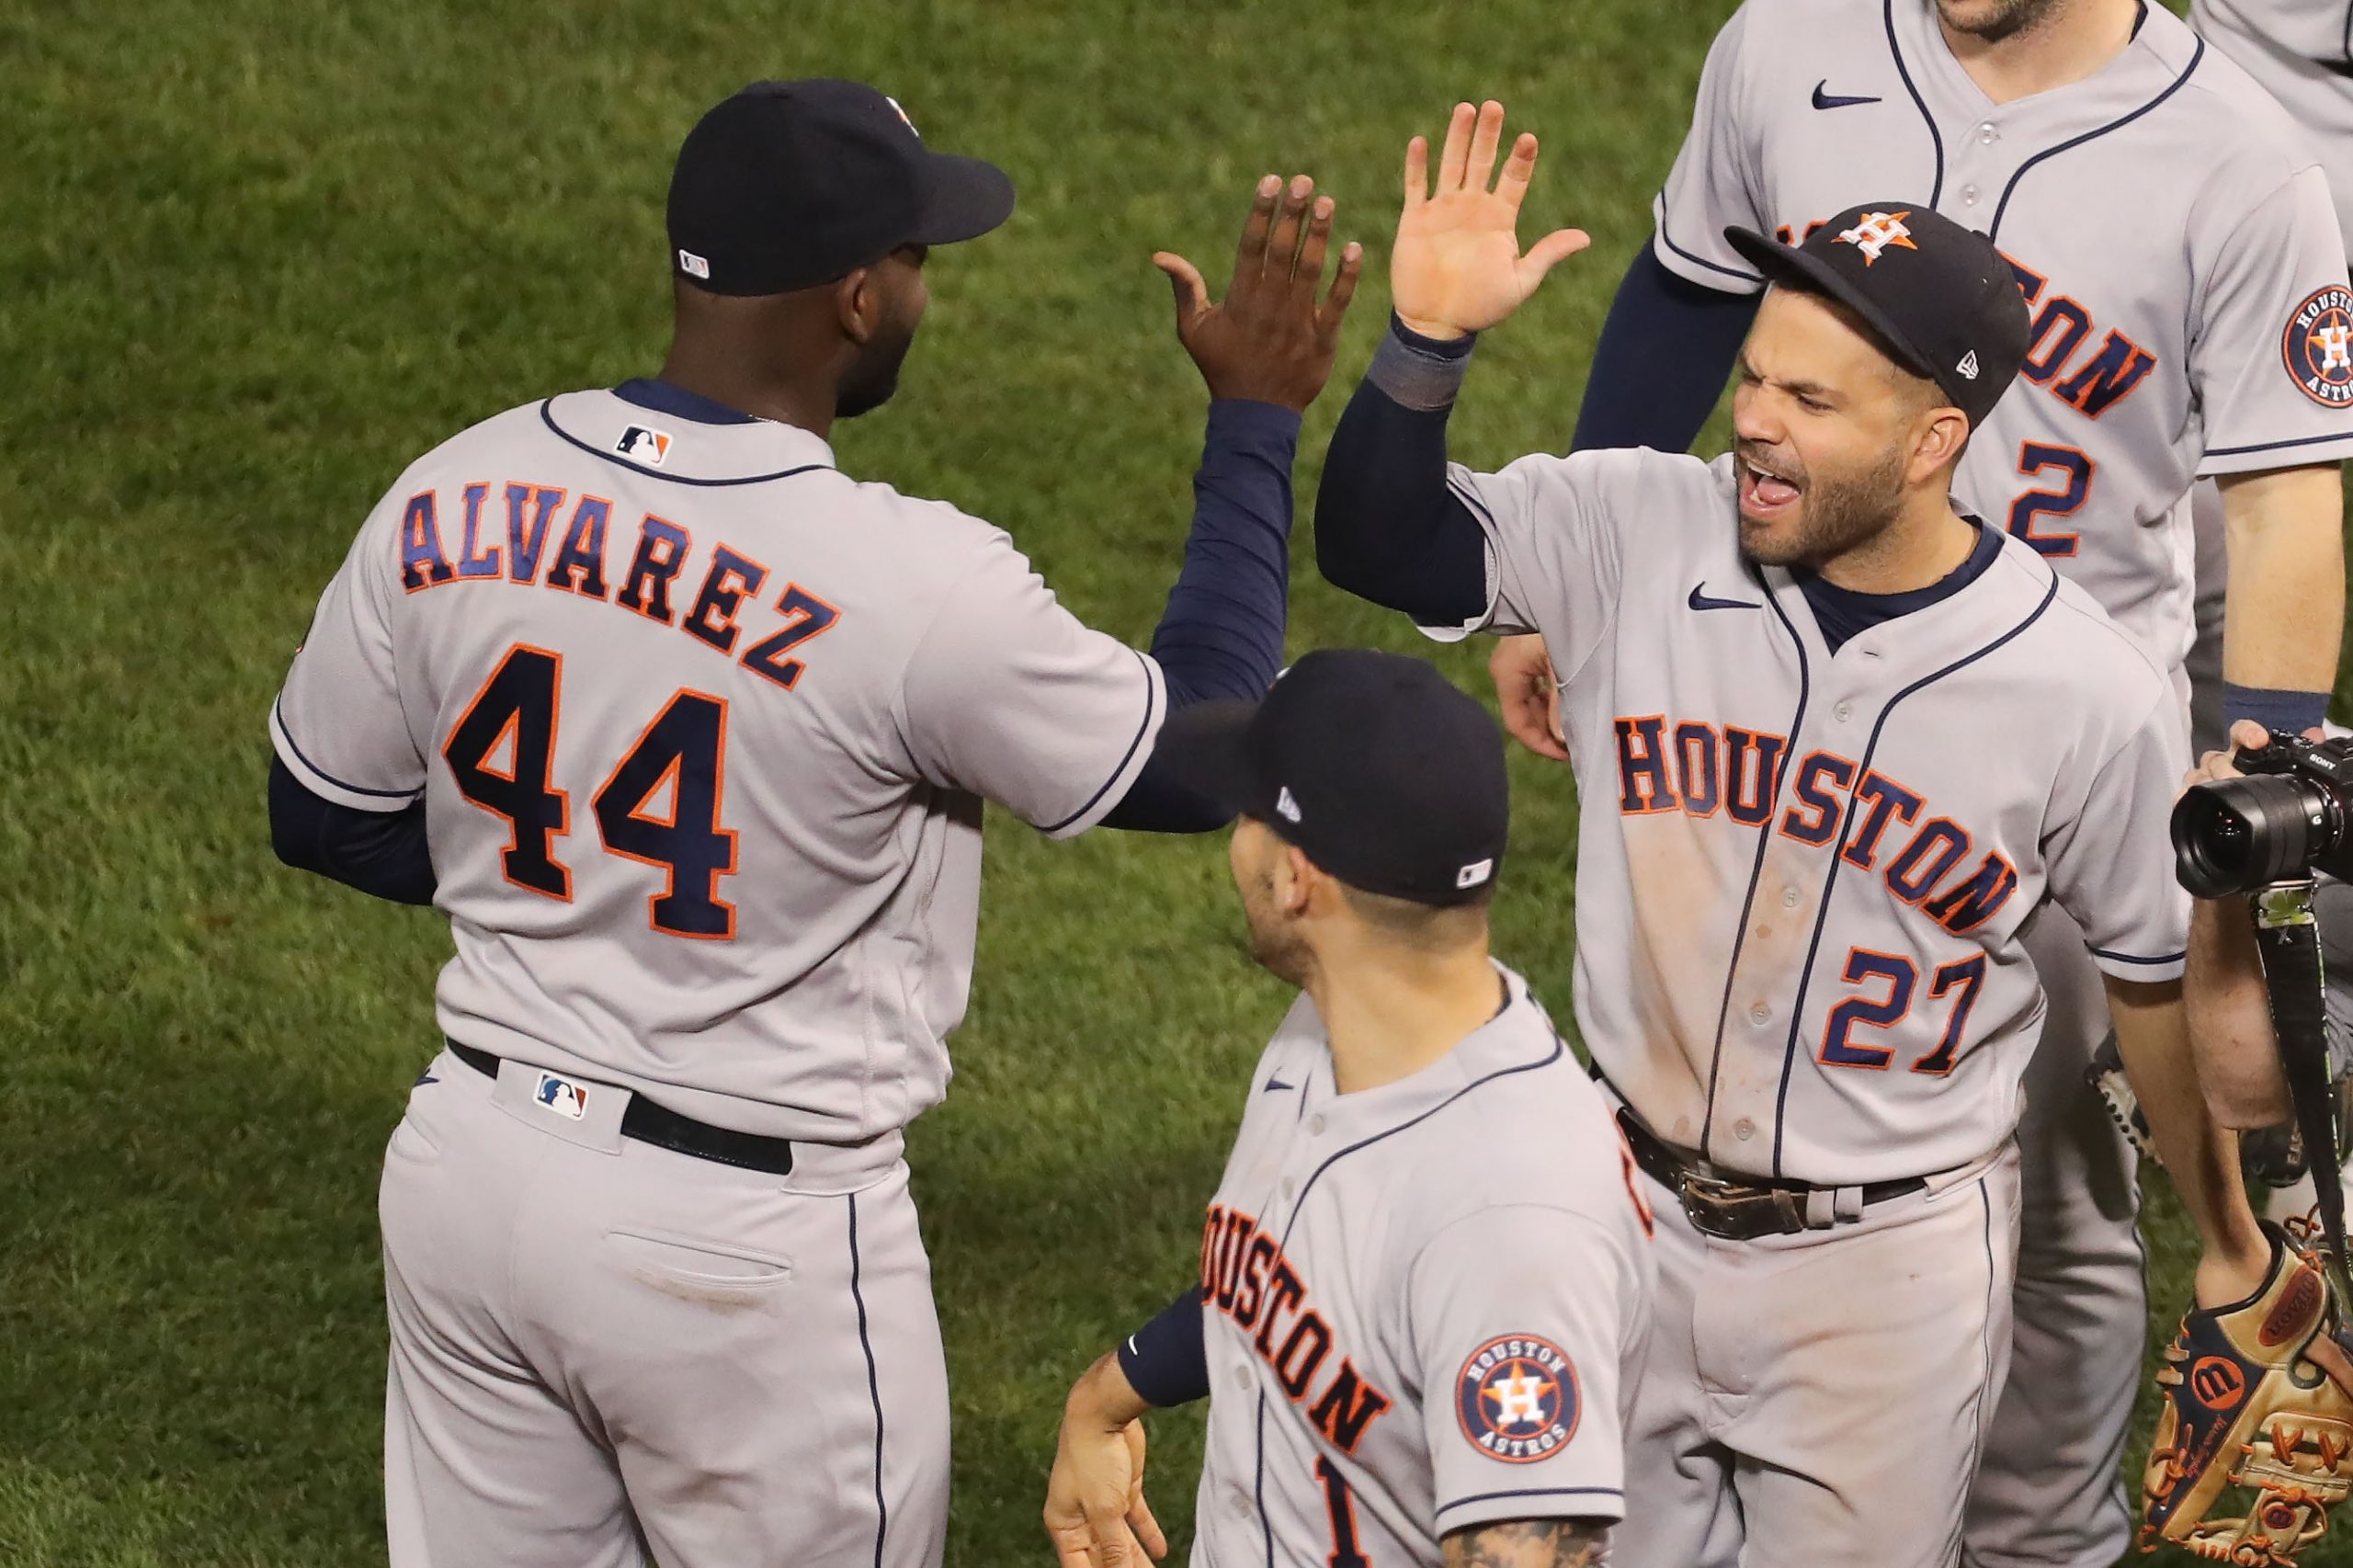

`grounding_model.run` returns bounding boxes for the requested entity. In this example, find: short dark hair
[1335,878,1494,951]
